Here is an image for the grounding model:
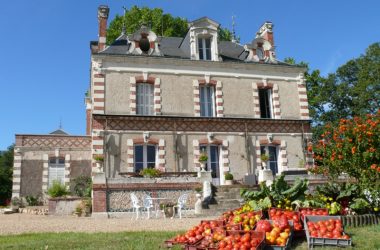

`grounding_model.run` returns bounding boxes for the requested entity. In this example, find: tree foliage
[107,6,234,45]
[0,145,14,205]
[311,112,380,189]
